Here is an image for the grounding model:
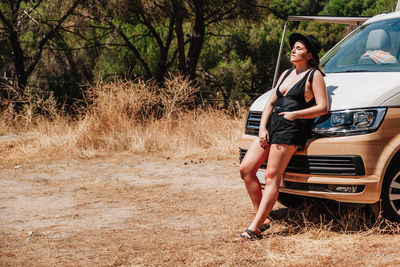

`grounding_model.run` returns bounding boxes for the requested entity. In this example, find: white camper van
[239,10,400,222]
